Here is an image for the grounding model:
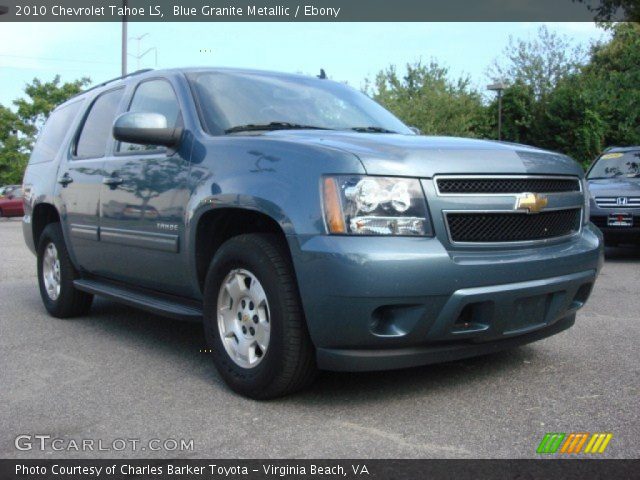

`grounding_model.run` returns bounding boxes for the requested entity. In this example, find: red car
[0,187,24,218]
